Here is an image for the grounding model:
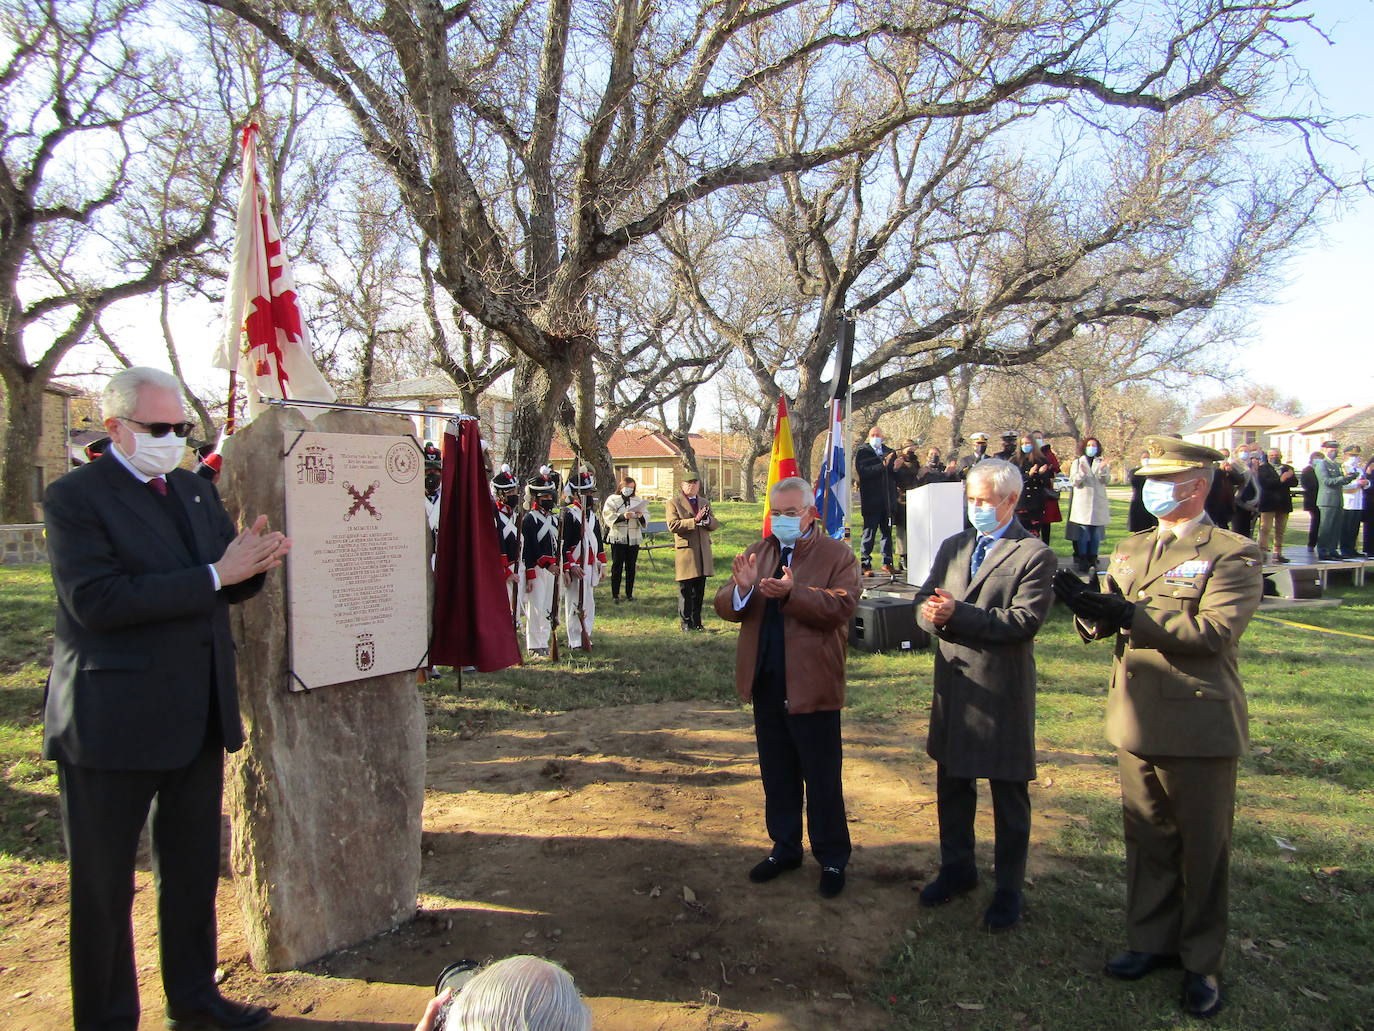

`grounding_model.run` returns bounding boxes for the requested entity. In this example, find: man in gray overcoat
[915,458,1055,931]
